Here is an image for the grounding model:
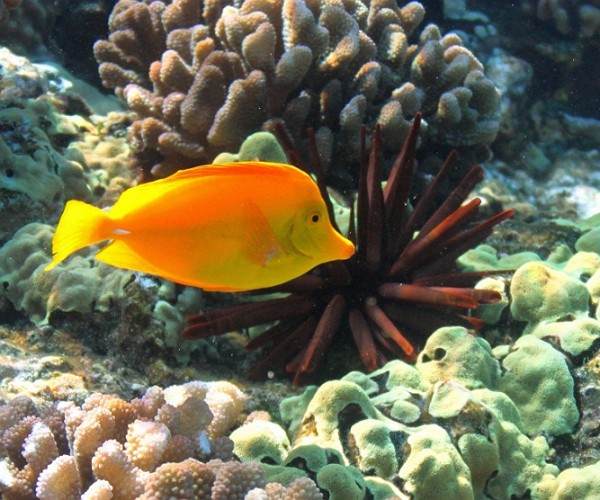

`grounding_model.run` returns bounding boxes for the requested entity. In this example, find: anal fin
[95,240,164,276]
[95,240,246,291]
